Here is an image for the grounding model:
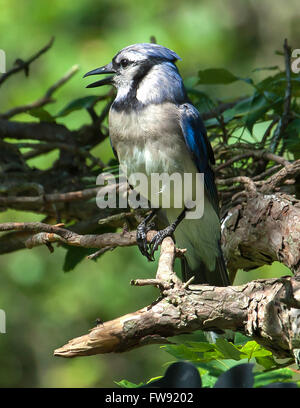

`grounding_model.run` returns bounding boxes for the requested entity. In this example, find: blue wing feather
[179,103,219,215]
